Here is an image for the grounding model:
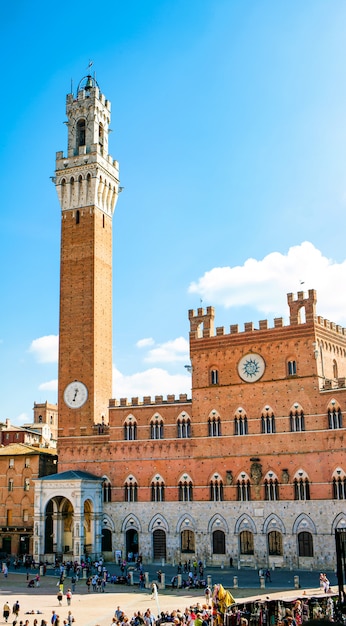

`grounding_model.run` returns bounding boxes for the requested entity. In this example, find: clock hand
[73,388,79,401]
